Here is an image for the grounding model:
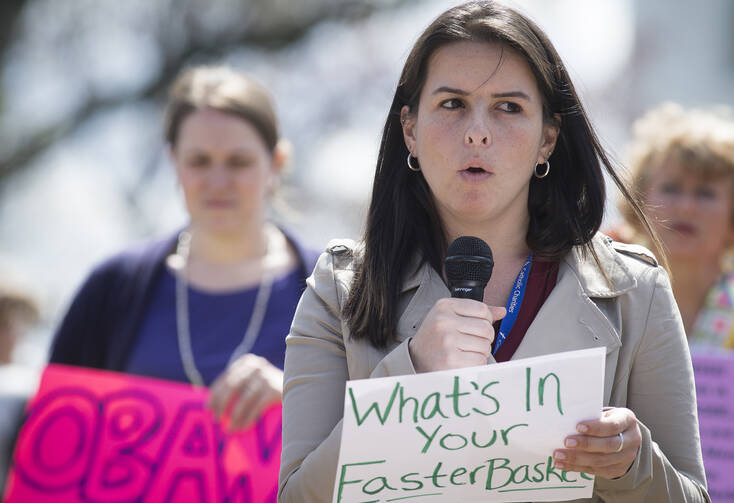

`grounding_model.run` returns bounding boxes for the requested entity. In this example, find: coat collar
[401,252,432,293]
[563,233,637,298]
